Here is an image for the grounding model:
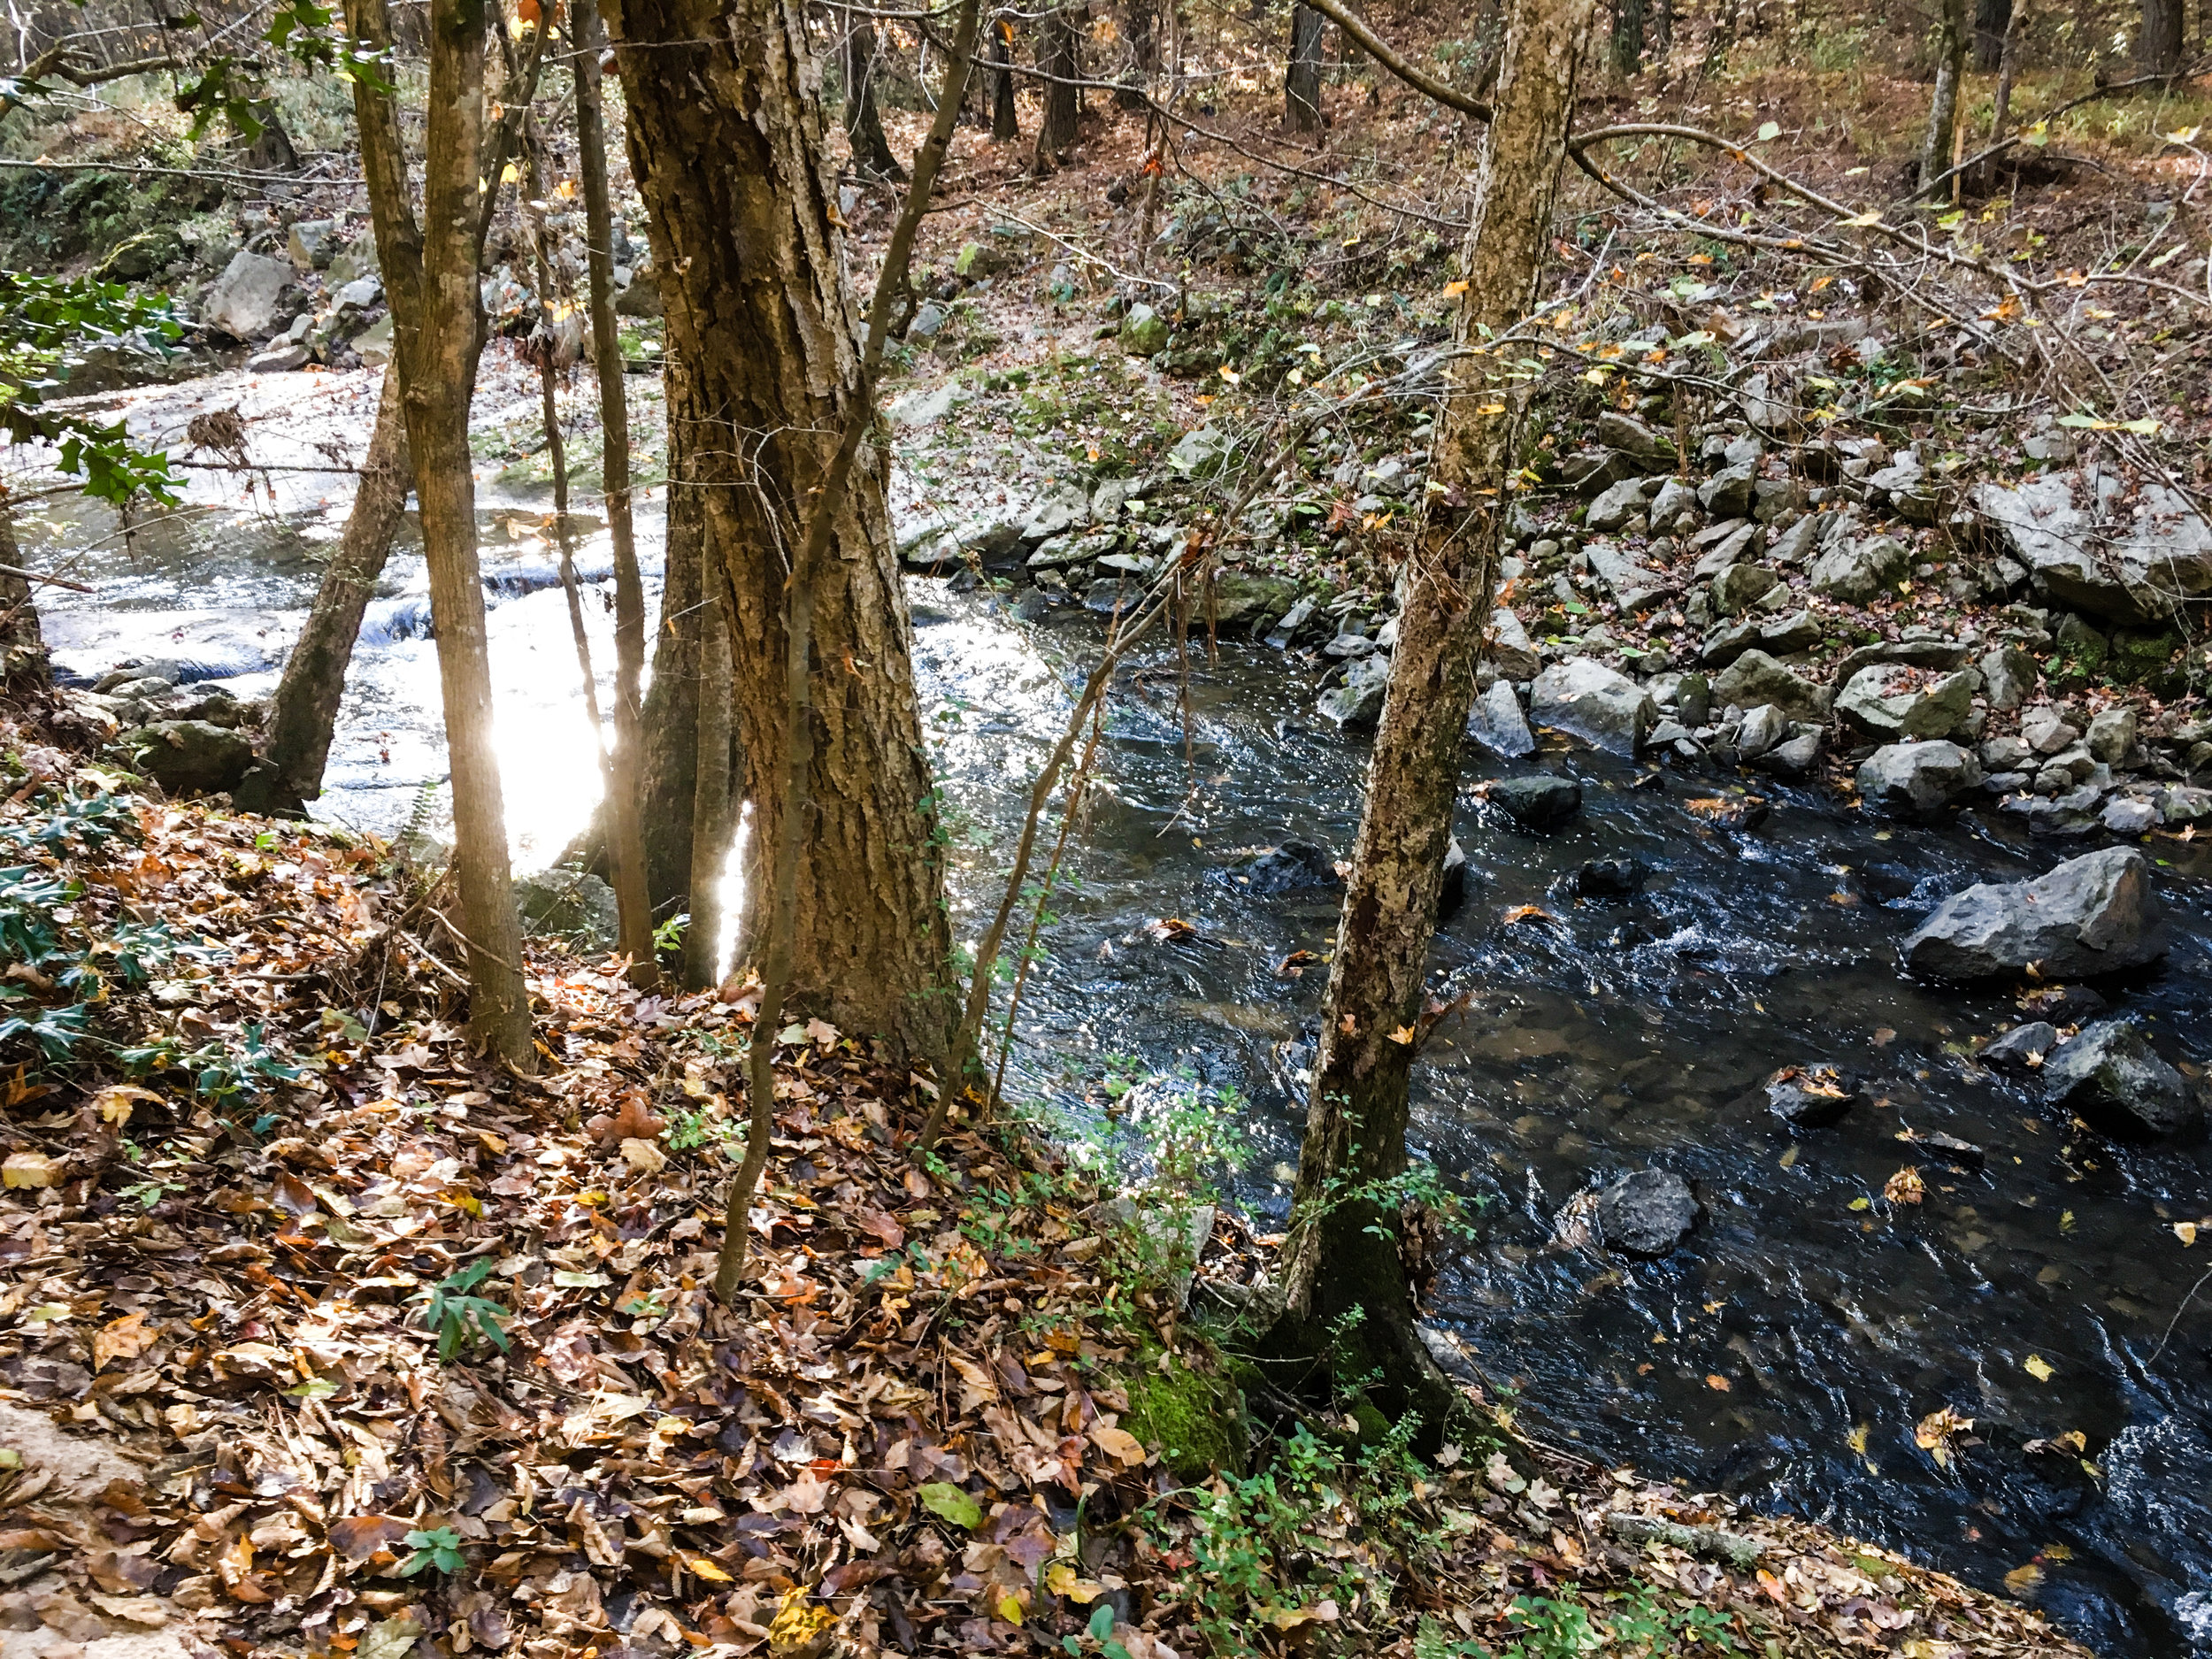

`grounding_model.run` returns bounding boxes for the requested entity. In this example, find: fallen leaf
[91,1311,152,1372]
[1884,1166,1924,1205]
[2,1150,61,1188]
[917,1482,982,1529]
[2023,1355,2055,1381]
